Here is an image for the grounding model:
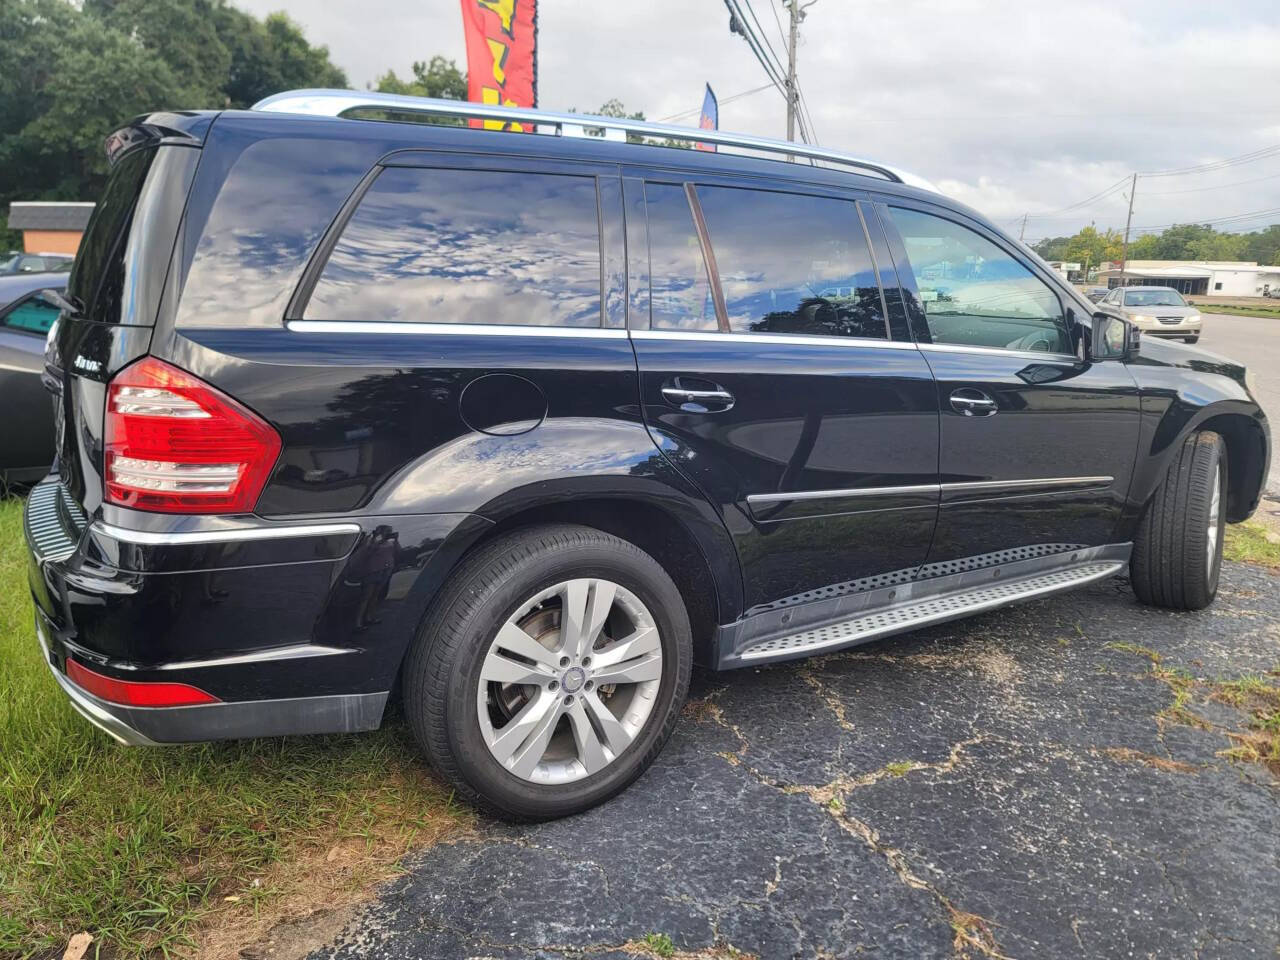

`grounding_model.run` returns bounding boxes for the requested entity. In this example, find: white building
[1095,260,1280,297]
[1045,261,1082,281]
